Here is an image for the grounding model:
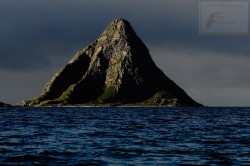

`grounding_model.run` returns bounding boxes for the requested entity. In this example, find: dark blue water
[0,107,249,165]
